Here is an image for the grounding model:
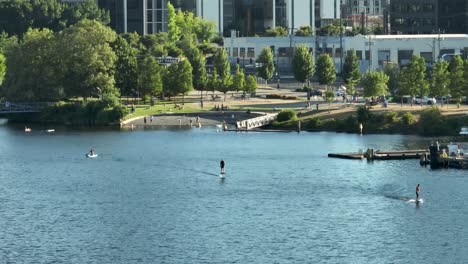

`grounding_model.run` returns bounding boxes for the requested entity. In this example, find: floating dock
[328,149,428,161]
